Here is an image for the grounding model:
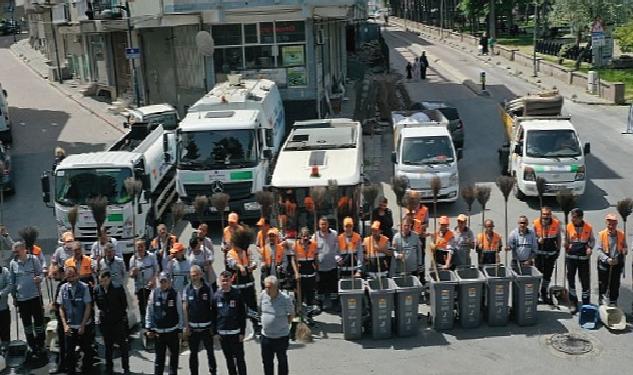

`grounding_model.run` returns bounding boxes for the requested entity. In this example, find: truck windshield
[144,112,178,130]
[526,129,581,158]
[402,136,454,164]
[55,168,133,205]
[178,129,257,169]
